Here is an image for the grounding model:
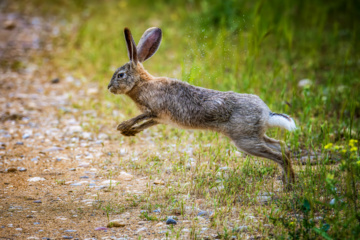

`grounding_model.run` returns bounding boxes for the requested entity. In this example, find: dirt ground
[0,10,185,240]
